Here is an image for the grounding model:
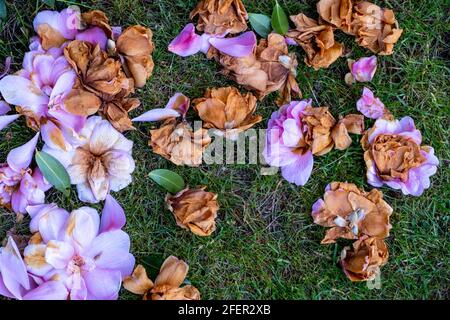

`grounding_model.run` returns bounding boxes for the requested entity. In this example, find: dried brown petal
[82,10,113,38]
[317,0,354,34]
[36,24,66,50]
[100,97,140,132]
[166,187,219,237]
[150,119,211,167]
[123,265,154,295]
[190,0,248,35]
[116,26,155,88]
[302,106,336,155]
[331,114,364,150]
